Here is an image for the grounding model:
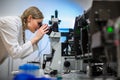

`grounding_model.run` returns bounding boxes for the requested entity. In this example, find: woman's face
[27,15,43,33]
